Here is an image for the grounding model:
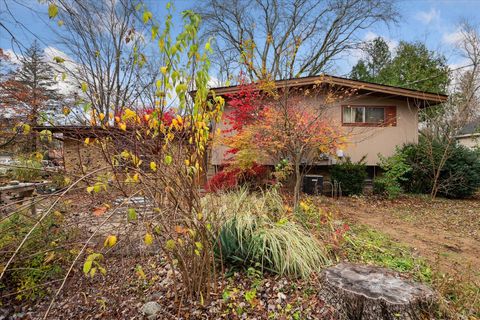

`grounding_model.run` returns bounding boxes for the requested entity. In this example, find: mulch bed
[2,252,337,319]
